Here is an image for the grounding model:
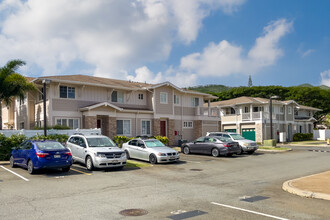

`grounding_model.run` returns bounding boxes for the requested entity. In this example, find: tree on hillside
[248,75,252,87]
[0,60,36,129]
